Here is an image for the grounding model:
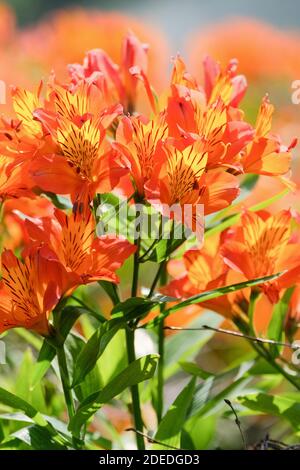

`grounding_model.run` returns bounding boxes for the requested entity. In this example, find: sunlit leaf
[152,378,196,450]
[69,354,158,438]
